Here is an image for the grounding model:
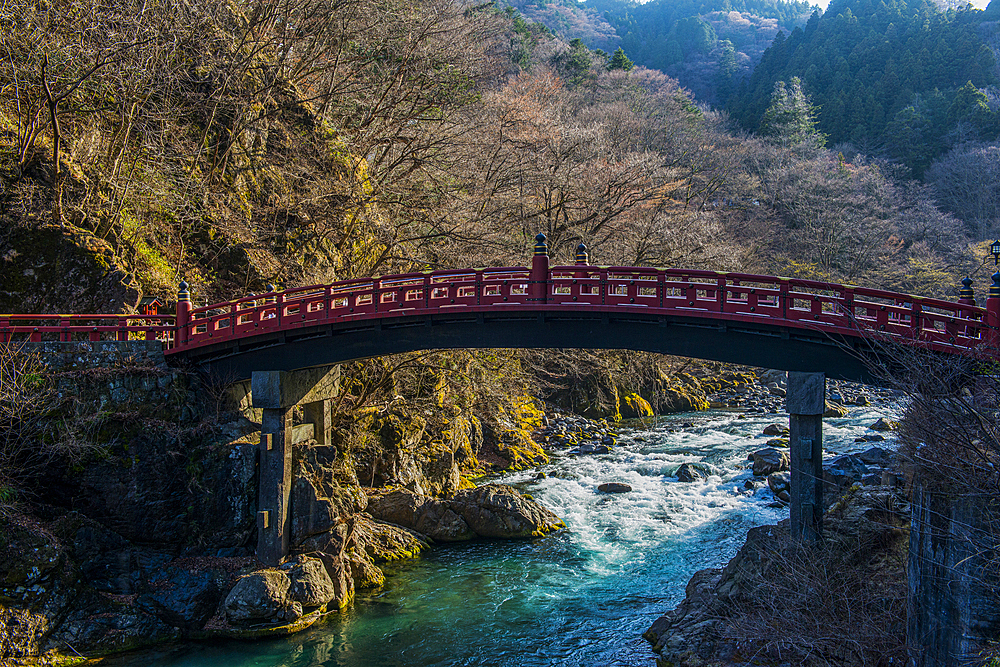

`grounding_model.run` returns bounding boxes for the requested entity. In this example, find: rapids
[114,405,897,667]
